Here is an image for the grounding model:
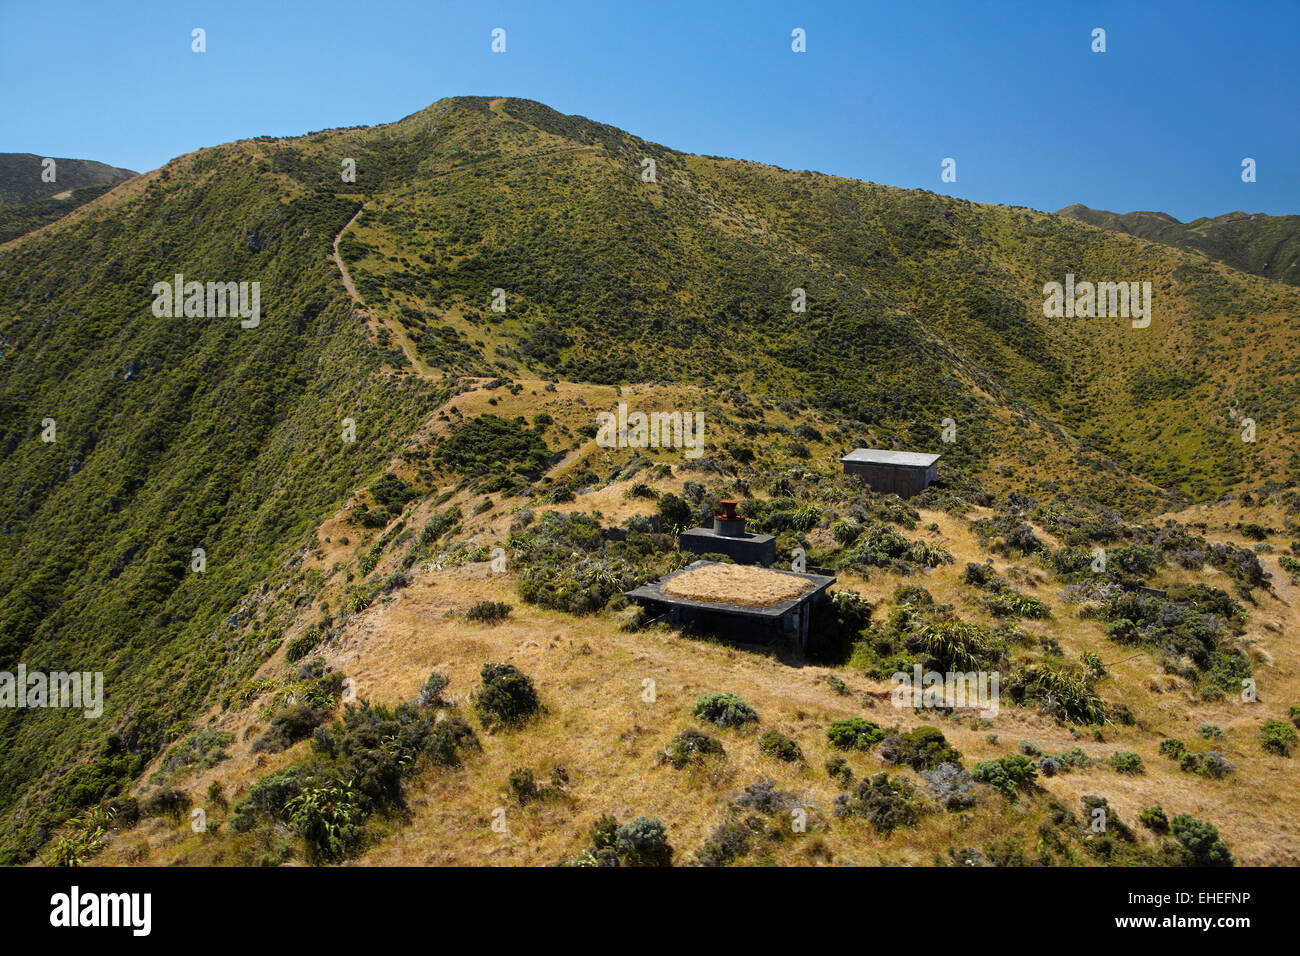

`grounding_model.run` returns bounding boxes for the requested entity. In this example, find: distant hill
[1056,203,1300,287]
[0,153,137,242]
[0,153,136,206]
